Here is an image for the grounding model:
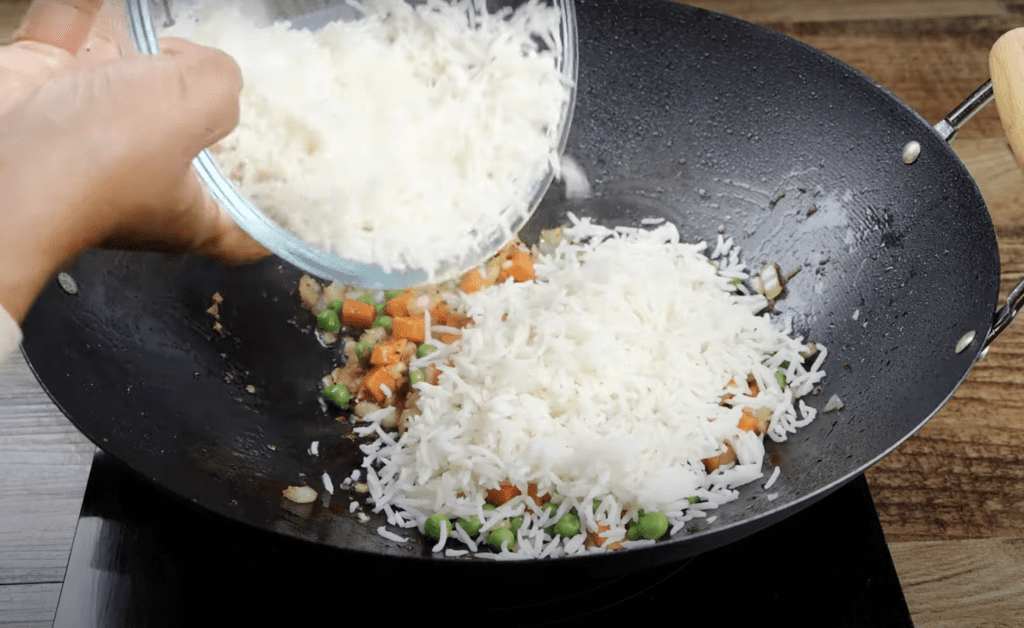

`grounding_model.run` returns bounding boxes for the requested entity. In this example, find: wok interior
[21,0,998,571]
